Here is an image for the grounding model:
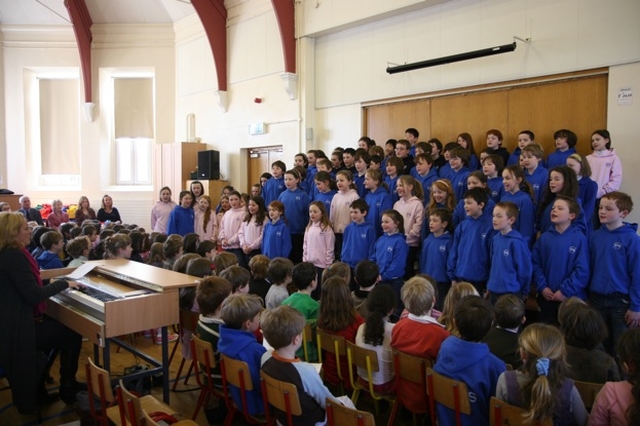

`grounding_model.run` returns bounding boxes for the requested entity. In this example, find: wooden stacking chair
[85,357,122,426]
[190,334,226,421]
[489,396,552,426]
[301,322,314,362]
[316,328,347,393]
[142,408,198,426]
[573,380,604,411]
[326,397,375,426]
[260,370,302,426]
[346,341,396,416]
[219,354,267,426]
[387,349,433,426]
[426,367,472,426]
[170,309,201,391]
[116,379,179,426]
